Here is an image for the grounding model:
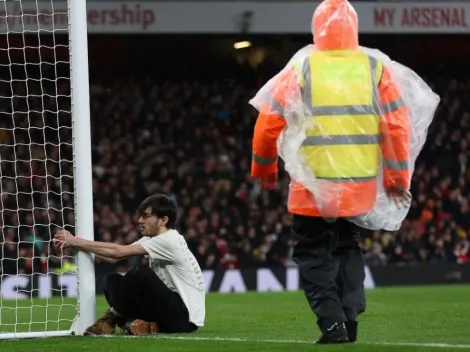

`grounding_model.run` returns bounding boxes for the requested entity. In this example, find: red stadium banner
[370,4,469,33]
[0,2,469,34]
